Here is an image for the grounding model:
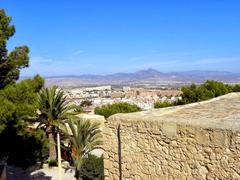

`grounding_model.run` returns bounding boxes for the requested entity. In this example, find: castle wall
[103,93,240,179]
